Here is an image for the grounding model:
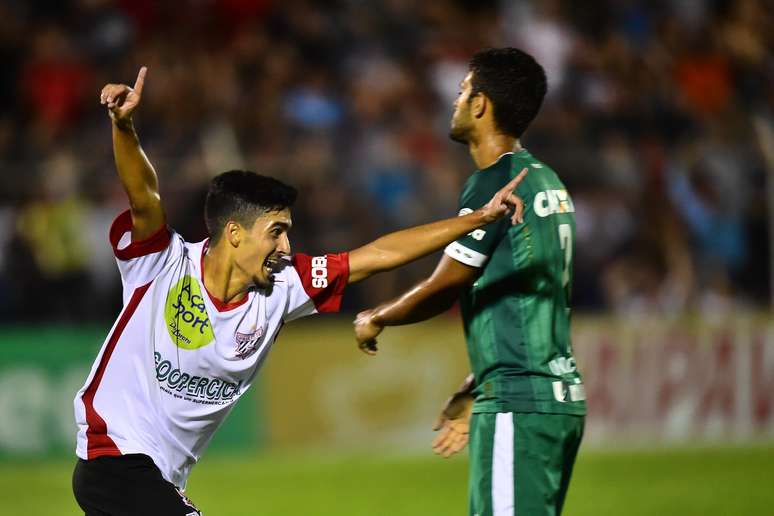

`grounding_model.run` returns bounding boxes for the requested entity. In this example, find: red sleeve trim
[109,210,171,261]
[291,252,349,313]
